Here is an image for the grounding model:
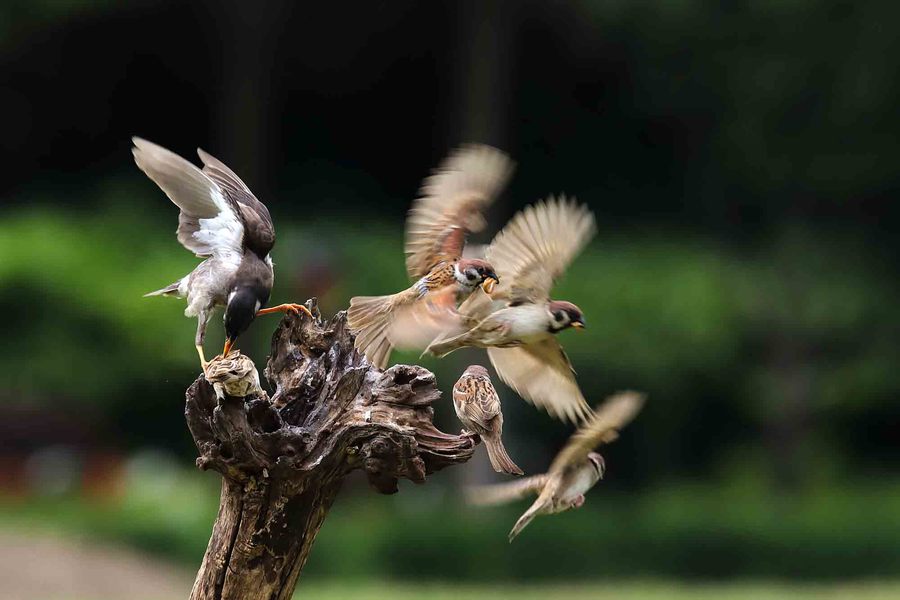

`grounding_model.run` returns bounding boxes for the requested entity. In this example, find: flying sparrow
[467,391,645,541]
[425,197,597,424]
[204,350,264,399]
[453,365,523,476]
[348,144,512,368]
[133,138,311,368]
